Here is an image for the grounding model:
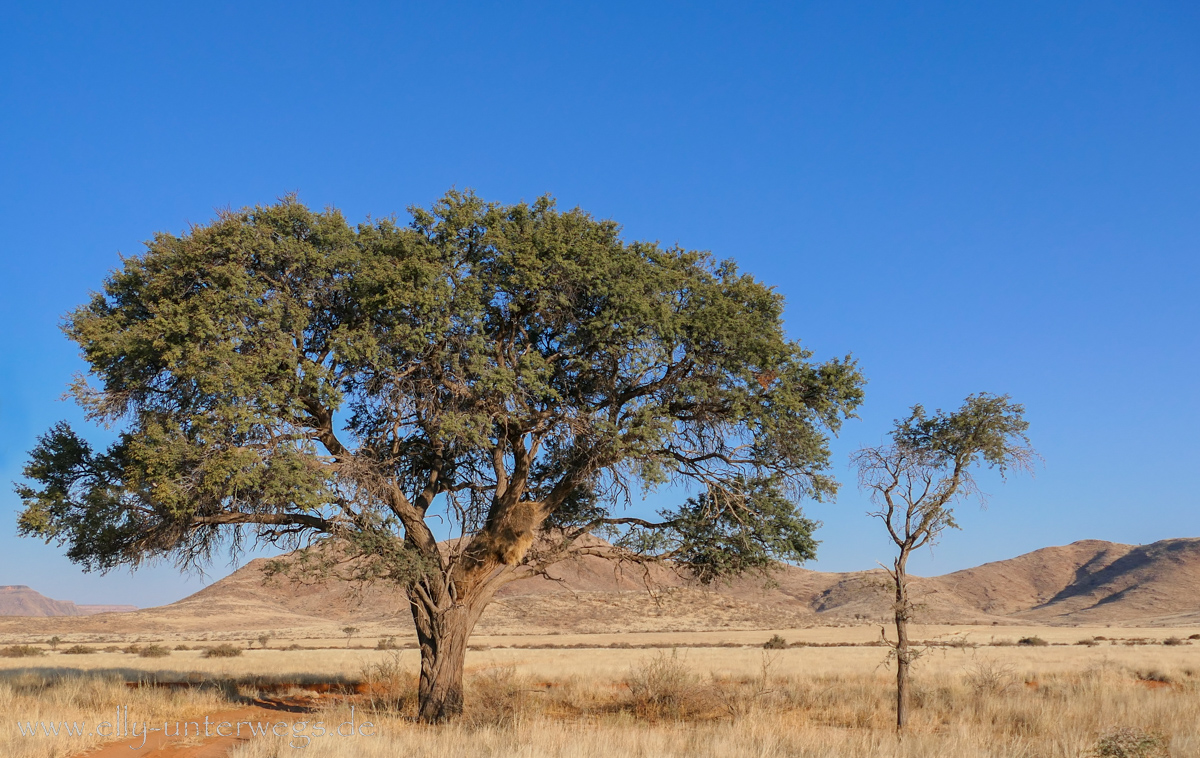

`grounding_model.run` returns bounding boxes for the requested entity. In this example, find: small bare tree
[852,393,1035,731]
[342,626,359,648]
